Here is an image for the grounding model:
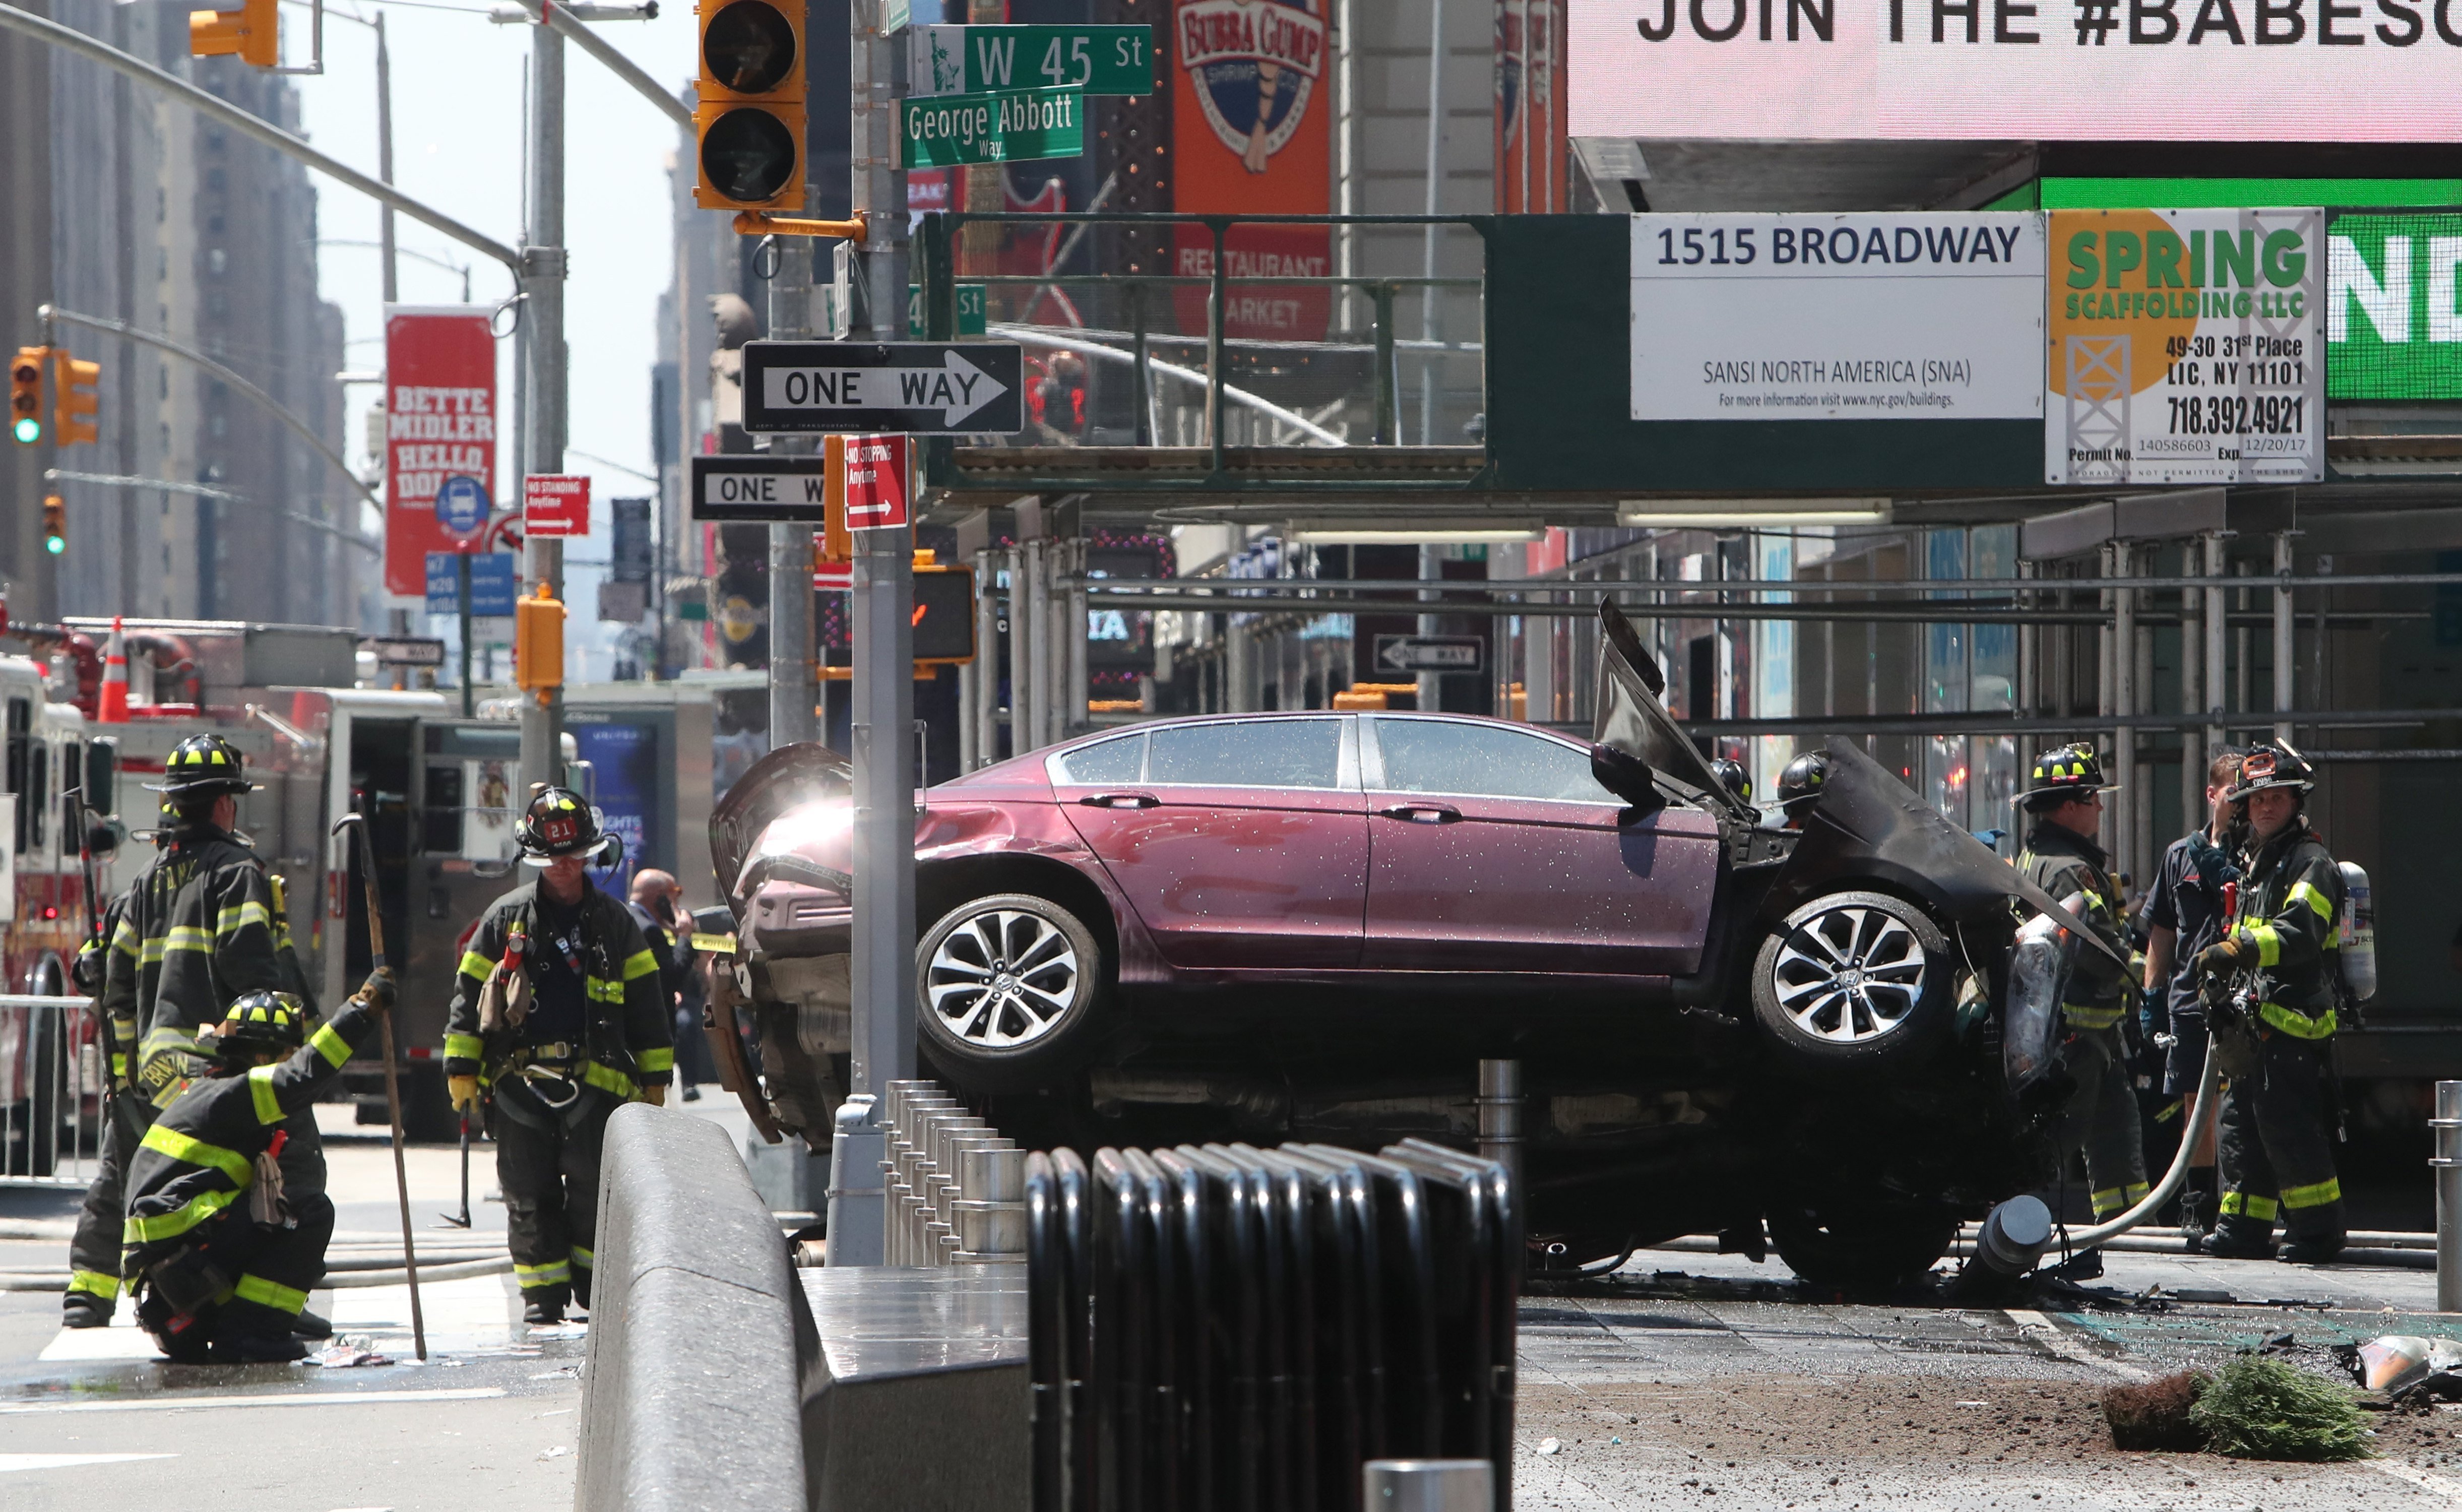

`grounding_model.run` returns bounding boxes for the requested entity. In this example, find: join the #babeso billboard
[1568,0,2462,140]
